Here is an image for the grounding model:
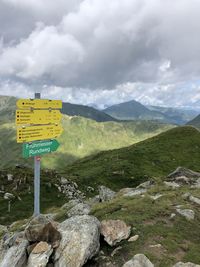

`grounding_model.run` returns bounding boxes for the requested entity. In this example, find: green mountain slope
[103,100,169,122]
[62,102,117,122]
[64,126,200,191]
[186,114,200,128]
[0,116,173,169]
[148,105,199,124]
